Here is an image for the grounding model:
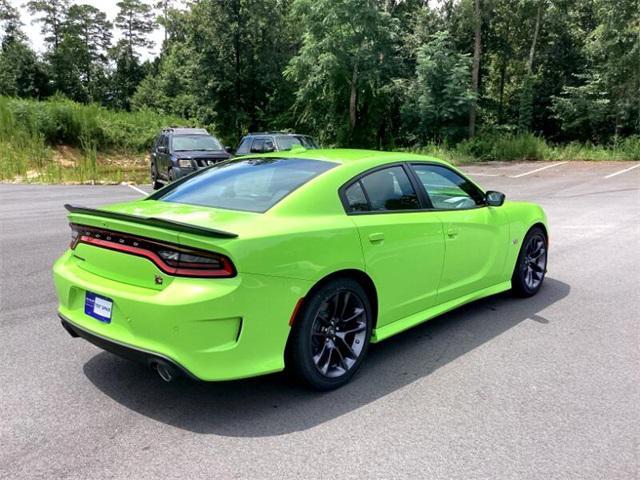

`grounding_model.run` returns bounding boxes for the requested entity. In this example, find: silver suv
[234,132,319,156]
